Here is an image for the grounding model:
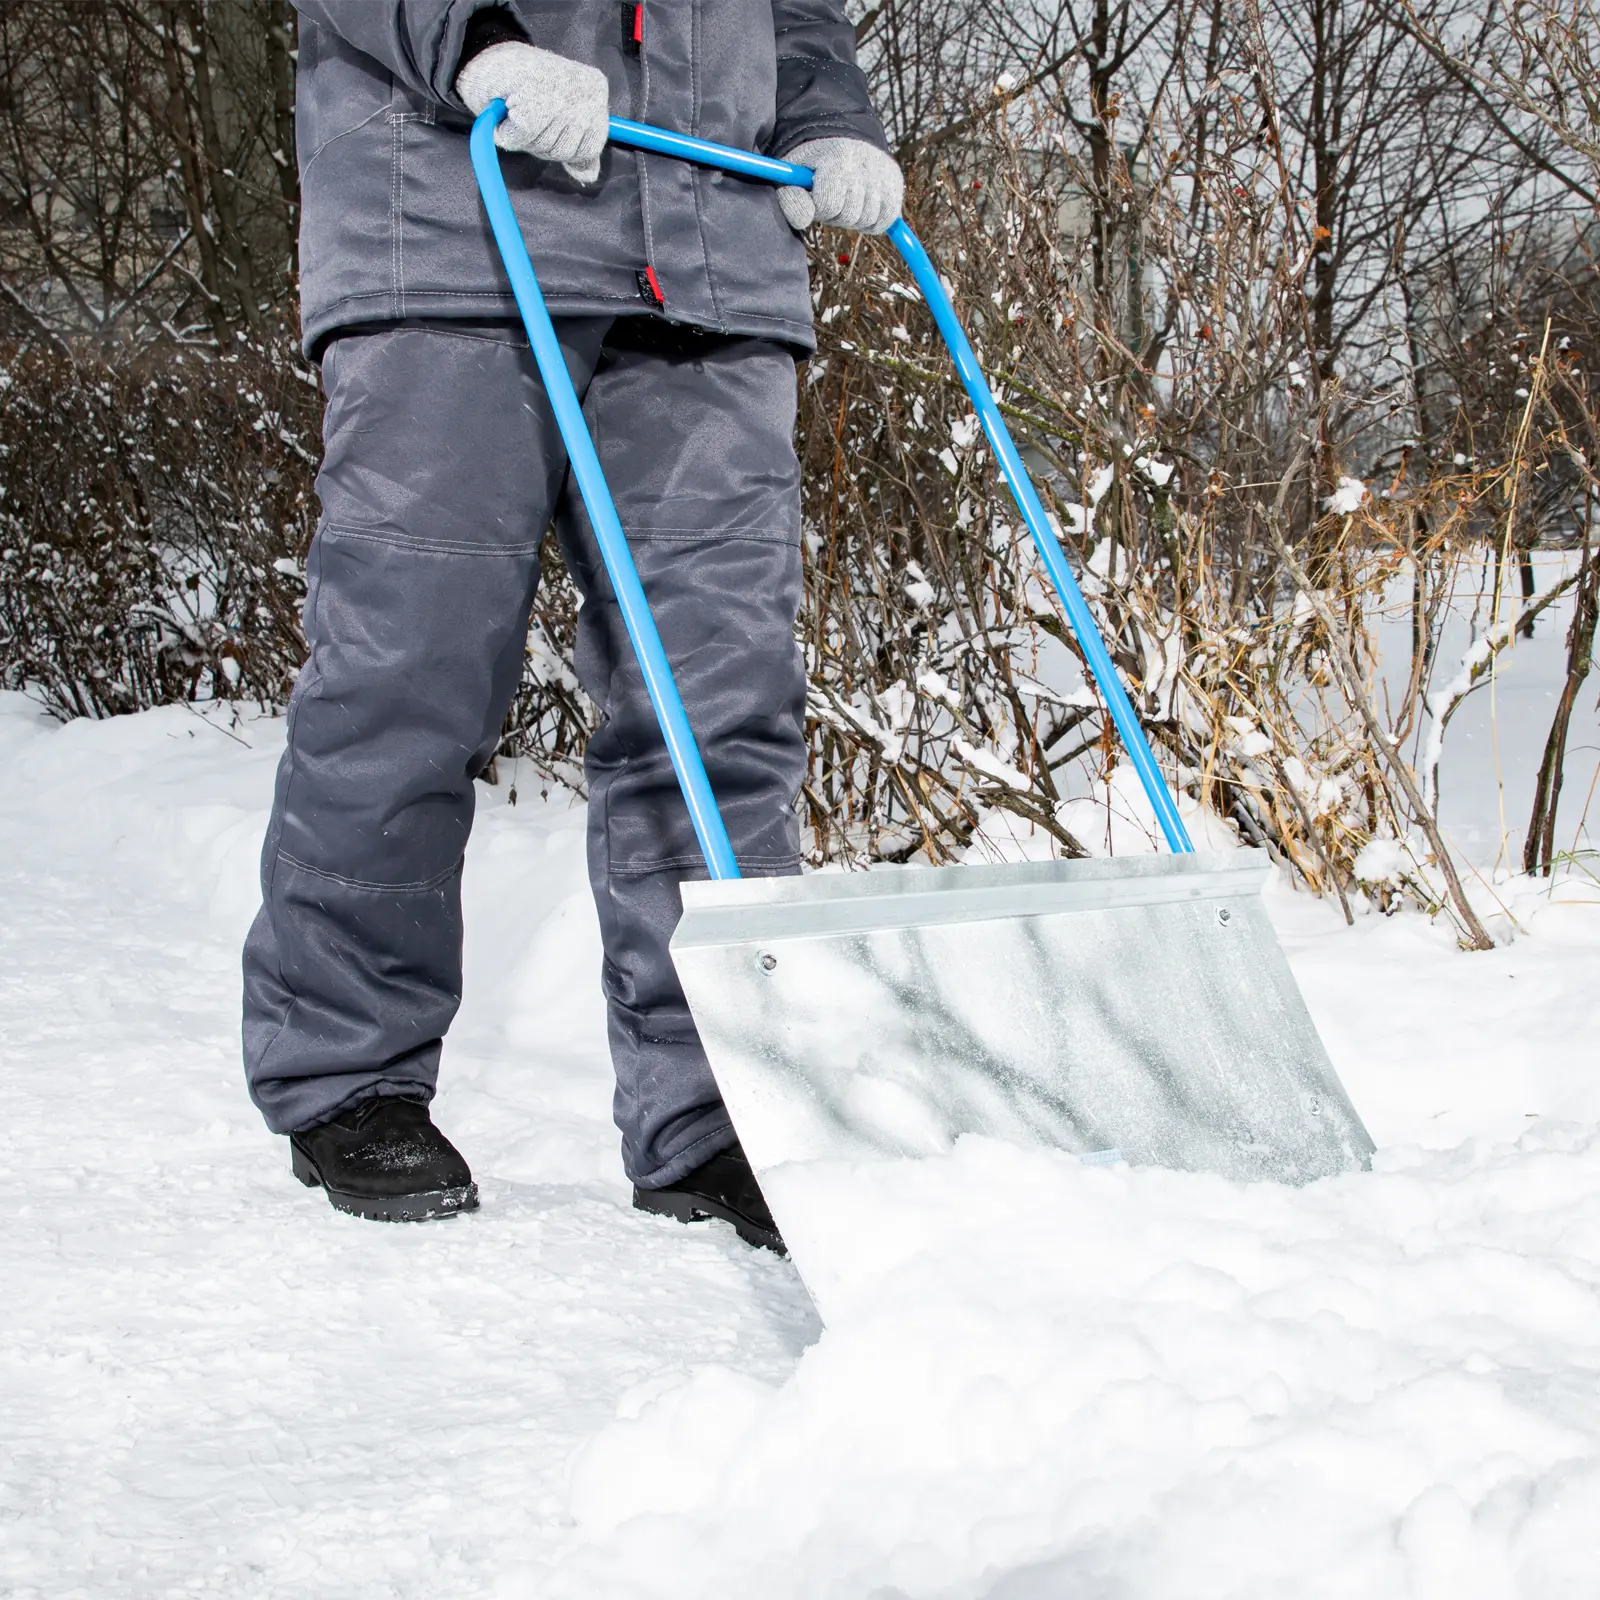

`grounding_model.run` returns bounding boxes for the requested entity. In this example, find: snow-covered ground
[1379,548,1600,867]
[3,689,1598,1599]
